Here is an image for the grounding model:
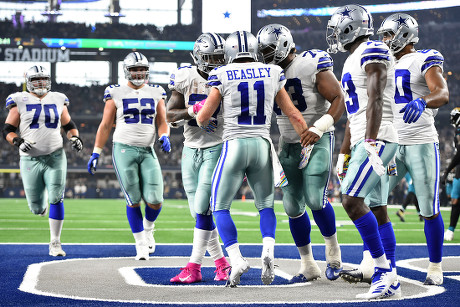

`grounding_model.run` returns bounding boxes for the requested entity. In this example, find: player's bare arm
[196,87,221,125]
[166,90,190,123]
[93,98,116,149]
[339,120,352,155]
[275,87,309,146]
[3,106,20,145]
[424,66,449,108]
[365,62,387,140]
[155,99,170,137]
[300,69,346,145]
